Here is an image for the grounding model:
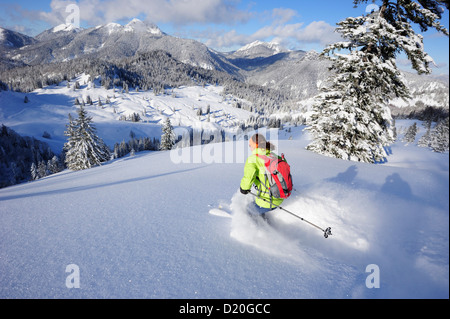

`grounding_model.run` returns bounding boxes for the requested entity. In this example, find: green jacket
[240,148,284,209]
